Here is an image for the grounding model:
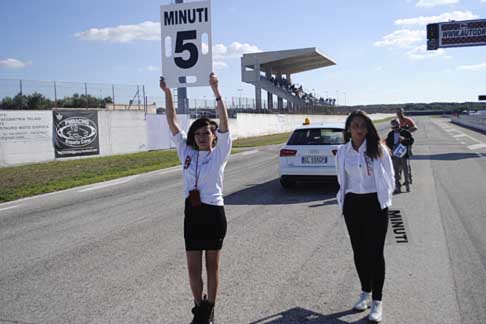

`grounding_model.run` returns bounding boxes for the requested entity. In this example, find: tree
[0,96,15,109]
[13,93,29,110]
[27,92,53,110]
